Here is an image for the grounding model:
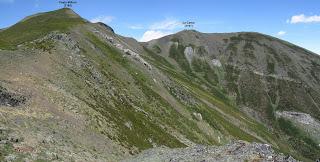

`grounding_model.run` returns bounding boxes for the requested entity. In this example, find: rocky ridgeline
[93,29,152,70]
[123,141,298,162]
